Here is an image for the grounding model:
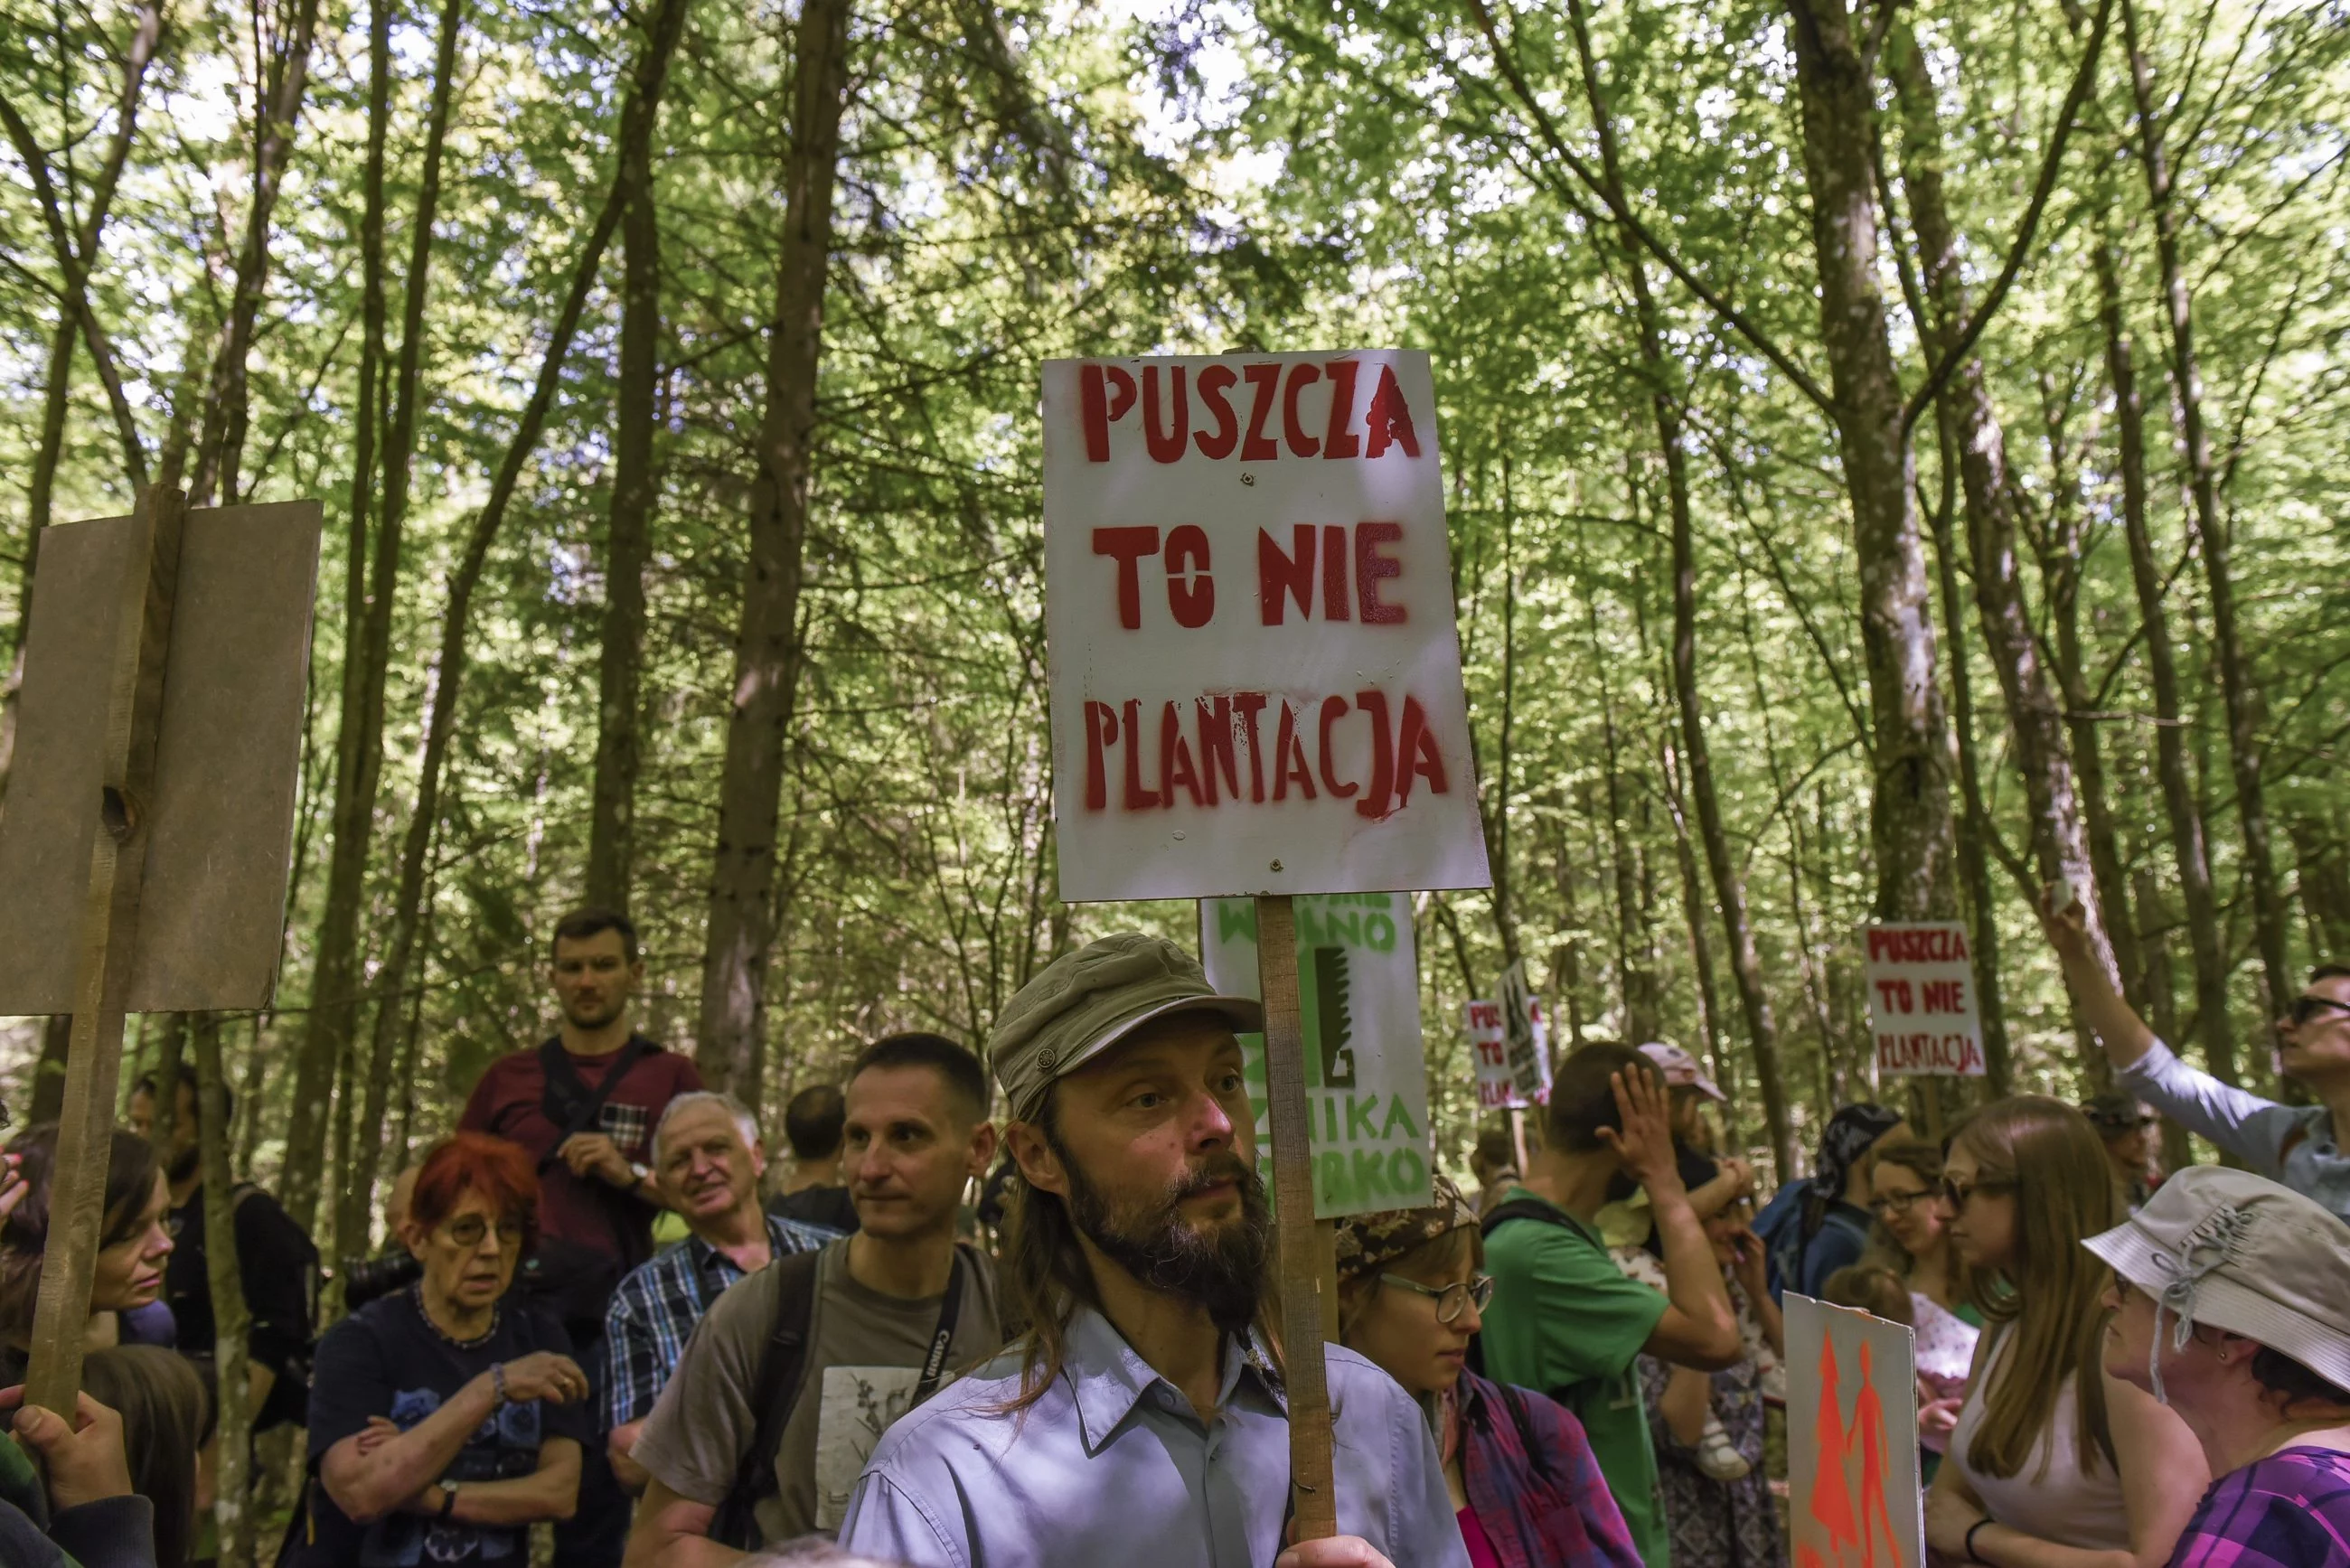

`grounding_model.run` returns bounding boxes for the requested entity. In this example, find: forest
[4,0,2346,1299]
